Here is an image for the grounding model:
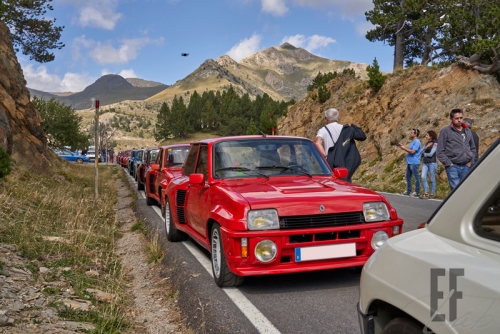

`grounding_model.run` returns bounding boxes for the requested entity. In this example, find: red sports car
[144,144,190,207]
[164,136,404,287]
